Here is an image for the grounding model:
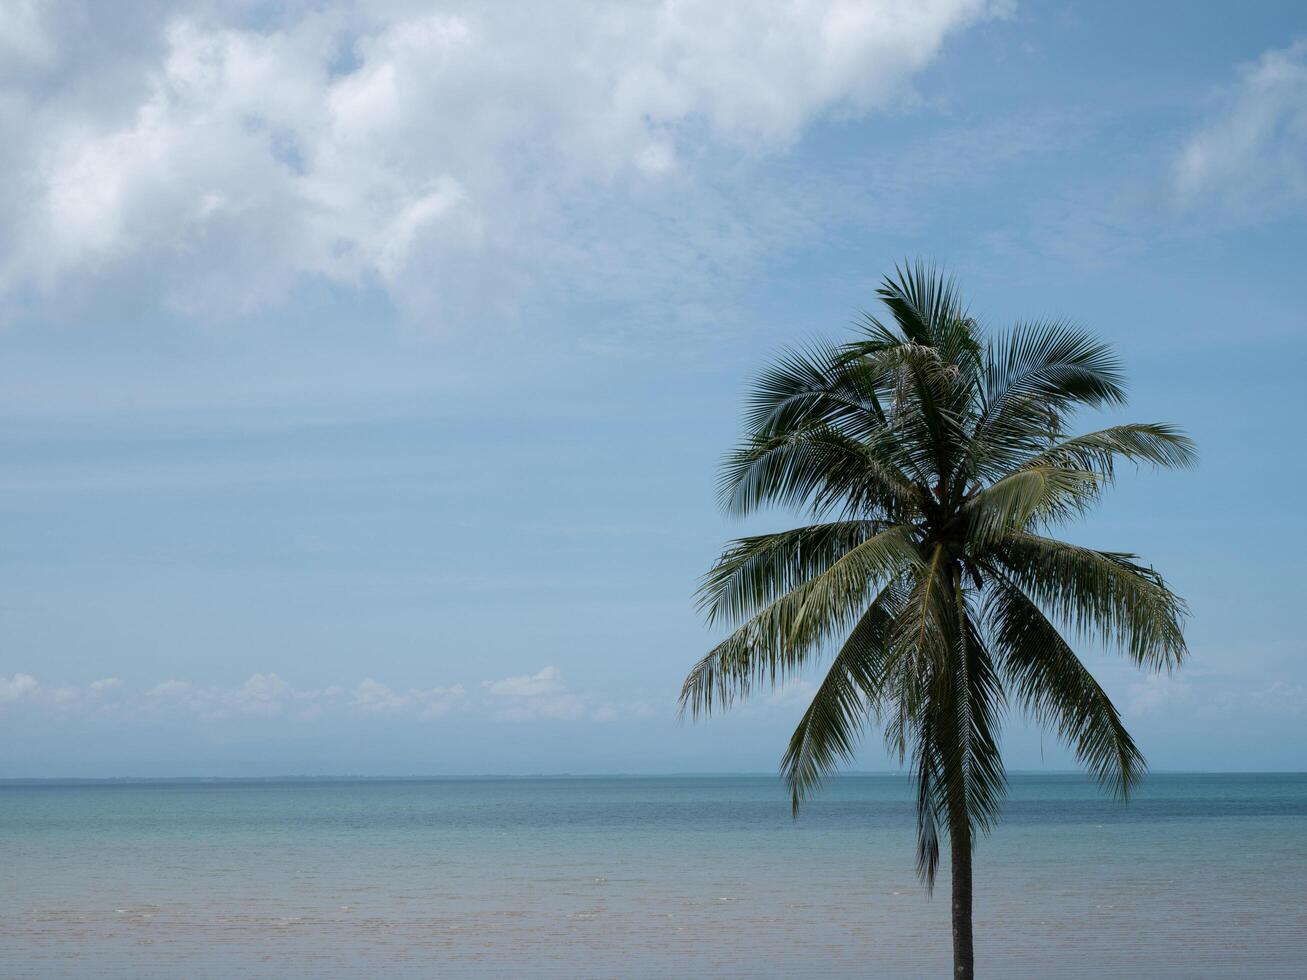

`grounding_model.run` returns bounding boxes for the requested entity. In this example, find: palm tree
[680,264,1192,979]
